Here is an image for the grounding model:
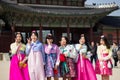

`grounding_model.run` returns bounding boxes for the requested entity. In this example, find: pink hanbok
[9,43,30,80]
[74,44,97,80]
[95,45,112,75]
